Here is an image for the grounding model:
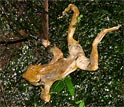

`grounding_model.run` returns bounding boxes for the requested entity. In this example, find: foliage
[0,0,124,107]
